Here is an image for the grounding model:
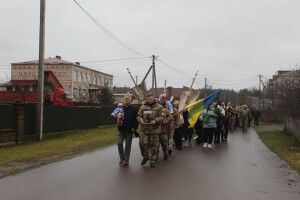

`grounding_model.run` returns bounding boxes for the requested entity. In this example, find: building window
[80,72,83,82]
[73,71,76,81]
[73,88,78,98]
[75,71,79,81]
[84,73,87,83]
